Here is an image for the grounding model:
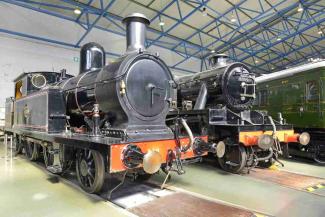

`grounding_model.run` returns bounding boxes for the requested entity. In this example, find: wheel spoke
[88,159,94,166]
[88,170,95,180]
[81,174,87,187]
[87,151,92,160]
[87,176,93,187]
[83,149,90,159]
